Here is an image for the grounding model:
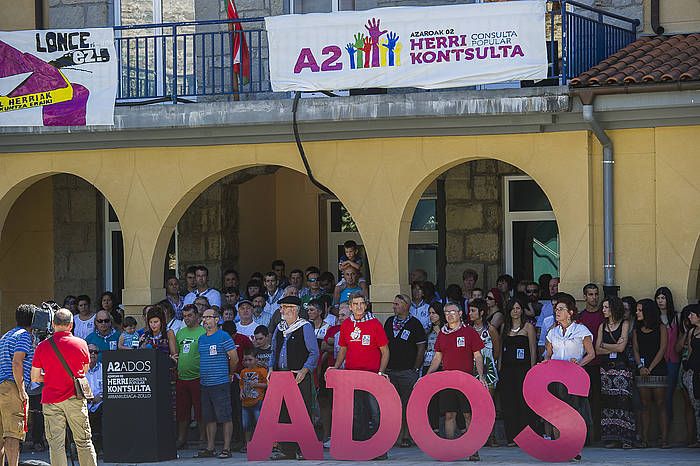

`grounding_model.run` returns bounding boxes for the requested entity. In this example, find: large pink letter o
[406,371,495,461]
